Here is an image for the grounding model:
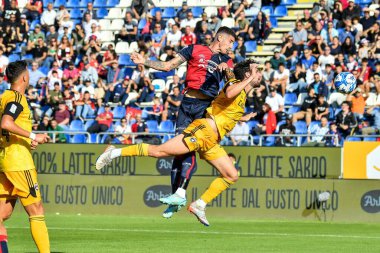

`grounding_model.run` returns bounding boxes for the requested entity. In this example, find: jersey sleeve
[3,92,24,120]
[177,44,194,62]
[226,58,234,68]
